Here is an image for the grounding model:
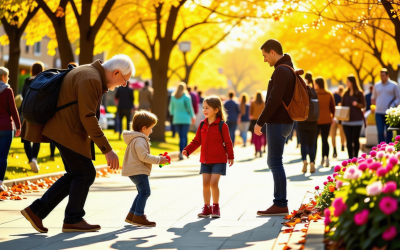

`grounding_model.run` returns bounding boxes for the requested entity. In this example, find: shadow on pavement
[283,158,302,165]
[0,226,138,250]
[287,166,334,182]
[109,218,279,249]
